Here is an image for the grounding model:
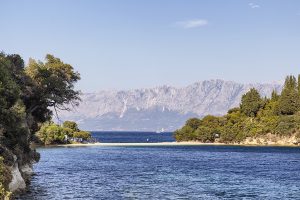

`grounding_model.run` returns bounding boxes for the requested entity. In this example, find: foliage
[23,55,81,133]
[62,121,80,132]
[174,125,195,141]
[73,131,91,140]
[174,75,300,143]
[194,126,215,142]
[37,121,91,145]
[36,123,66,145]
[277,76,299,115]
[0,157,11,200]
[0,52,81,192]
[240,88,263,117]
[25,55,80,110]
